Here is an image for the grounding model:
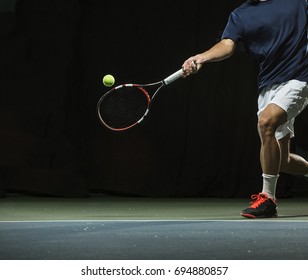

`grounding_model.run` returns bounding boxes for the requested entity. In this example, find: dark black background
[0,0,307,198]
